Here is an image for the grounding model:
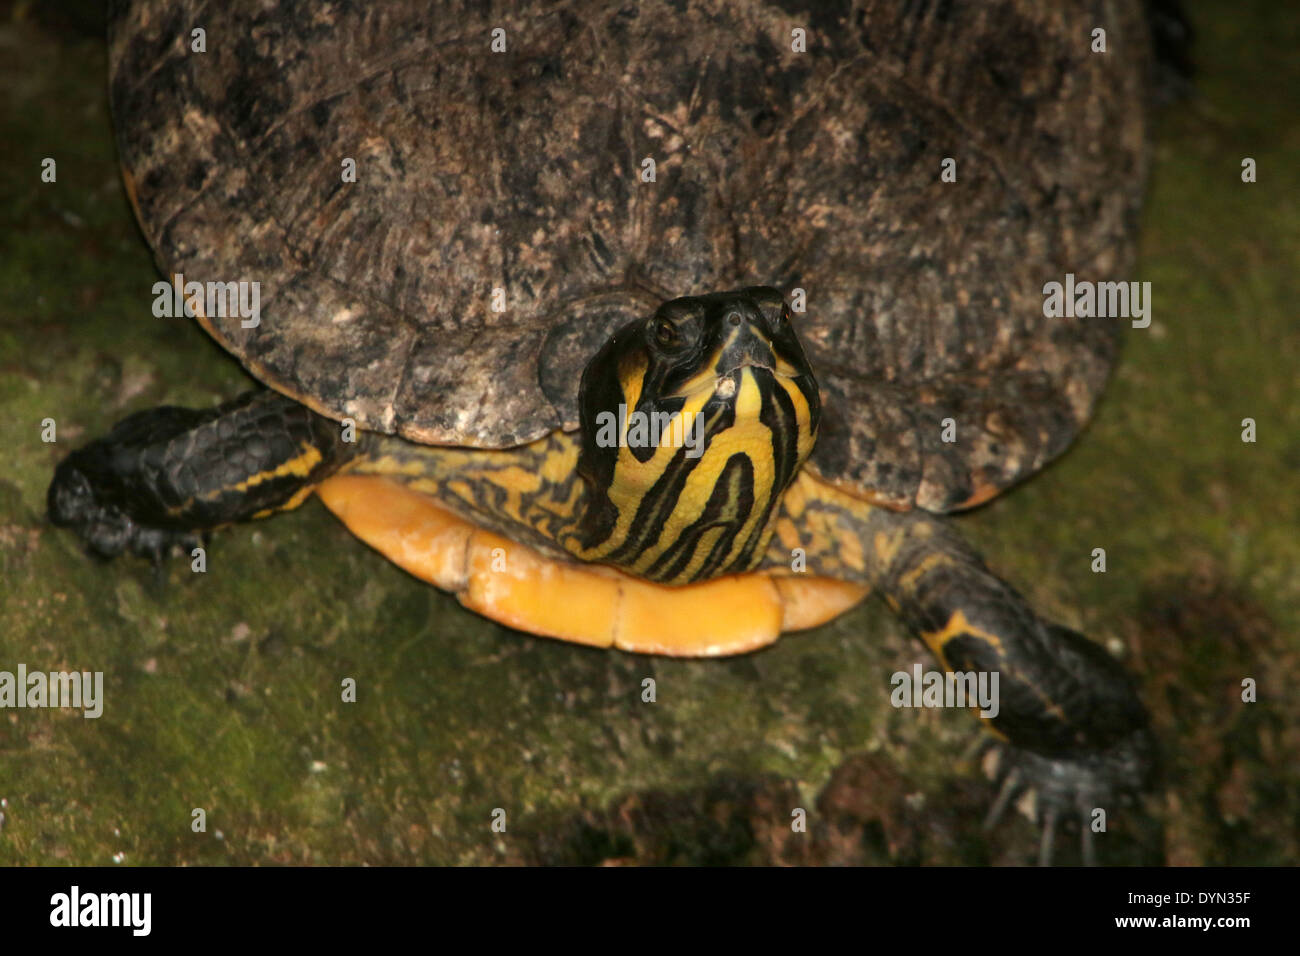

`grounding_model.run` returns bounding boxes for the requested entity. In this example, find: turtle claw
[977,730,1156,866]
[961,732,995,767]
[140,528,203,565]
[48,455,207,562]
[984,761,1064,866]
[982,765,1024,832]
[1038,808,1058,867]
[1080,821,1098,868]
